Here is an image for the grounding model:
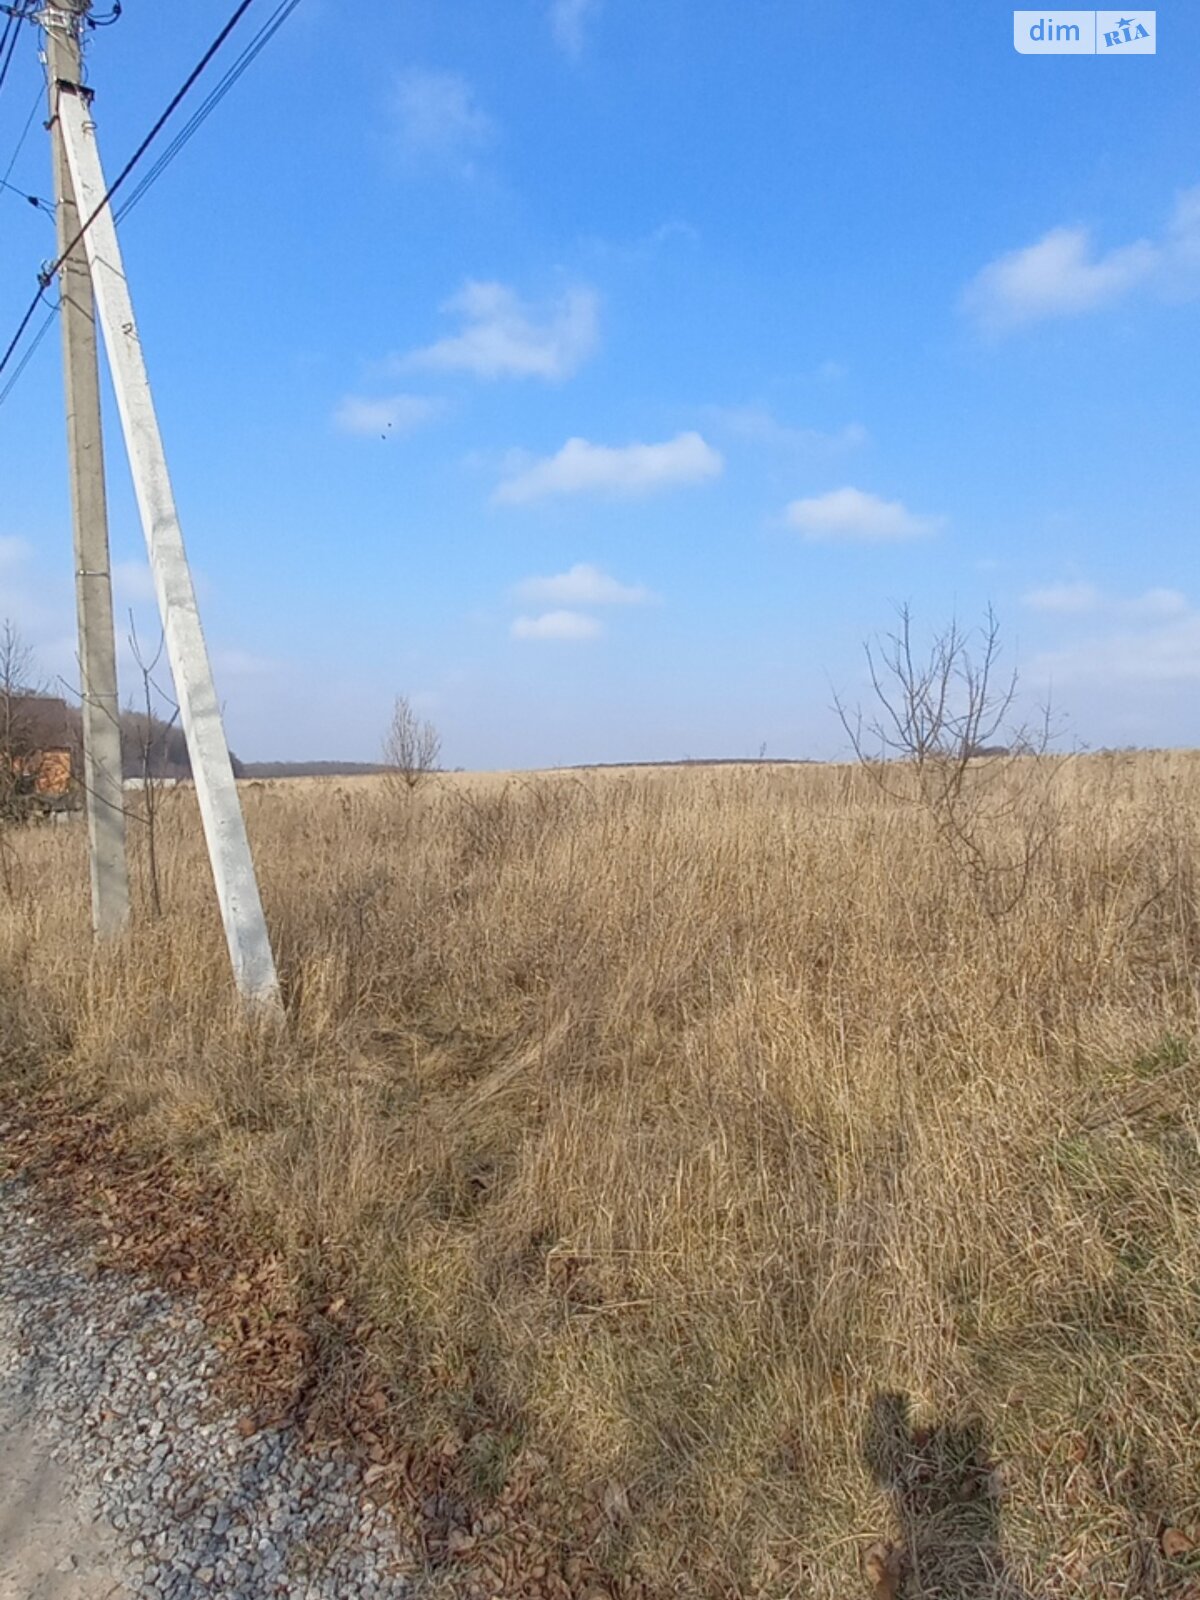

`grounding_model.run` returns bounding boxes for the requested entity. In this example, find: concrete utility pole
[44,0,130,938]
[56,82,282,1011]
